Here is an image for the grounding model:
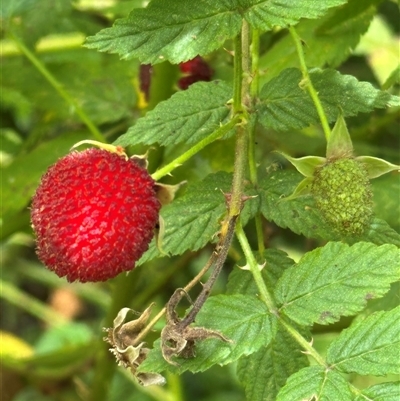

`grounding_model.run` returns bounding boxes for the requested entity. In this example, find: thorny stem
[279,319,327,367]
[289,26,332,142]
[136,21,252,347]
[10,33,105,143]
[236,223,328,367]
[235,222,275,311]
[179,215,238,328]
